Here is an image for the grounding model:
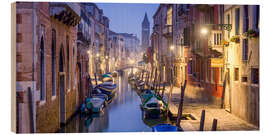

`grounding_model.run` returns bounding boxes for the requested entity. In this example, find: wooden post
[166,68,174,116]
[149,67,153,86]
[89,74,93,97]
[199,110,206,131]
[176,80,187,127]
[146,72,150,88]
[142,71,145,81]
[27,87,34,133]
[158,74,161,94]
[161,83,166,98]
[212,119,218,131]
[221,73,227,108]
[153,68,157,89]
[94,73,98,86]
